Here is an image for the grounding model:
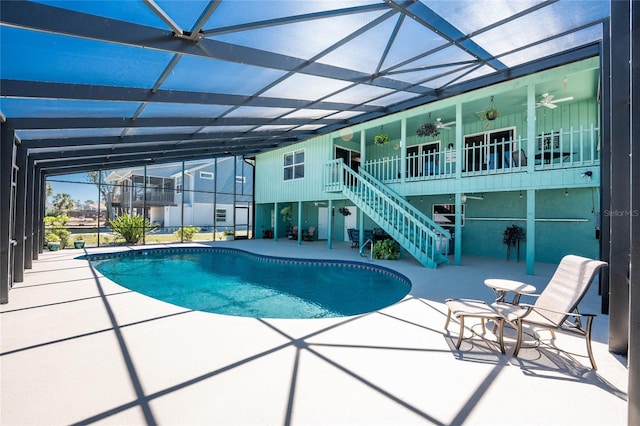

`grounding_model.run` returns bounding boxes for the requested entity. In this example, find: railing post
[526,84,536,174]
[401,118,407,183]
